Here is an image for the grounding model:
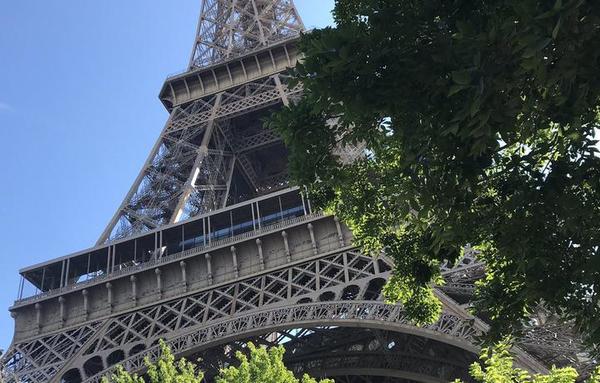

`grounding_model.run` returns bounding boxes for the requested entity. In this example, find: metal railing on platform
[13,212,324,307]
